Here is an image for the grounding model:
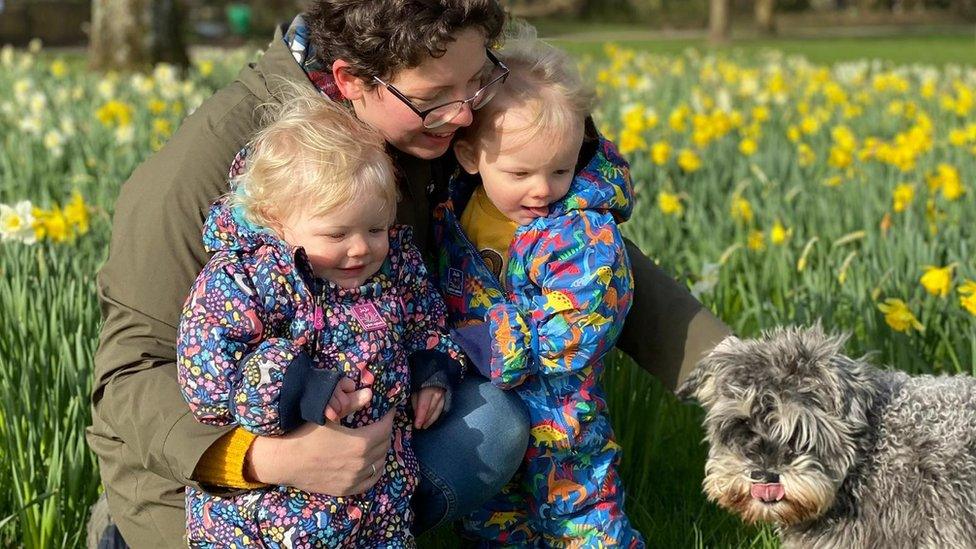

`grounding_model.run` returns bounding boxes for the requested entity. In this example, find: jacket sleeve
[396,231,466,394]
[486,211,633,389]
[177,255,341,437]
